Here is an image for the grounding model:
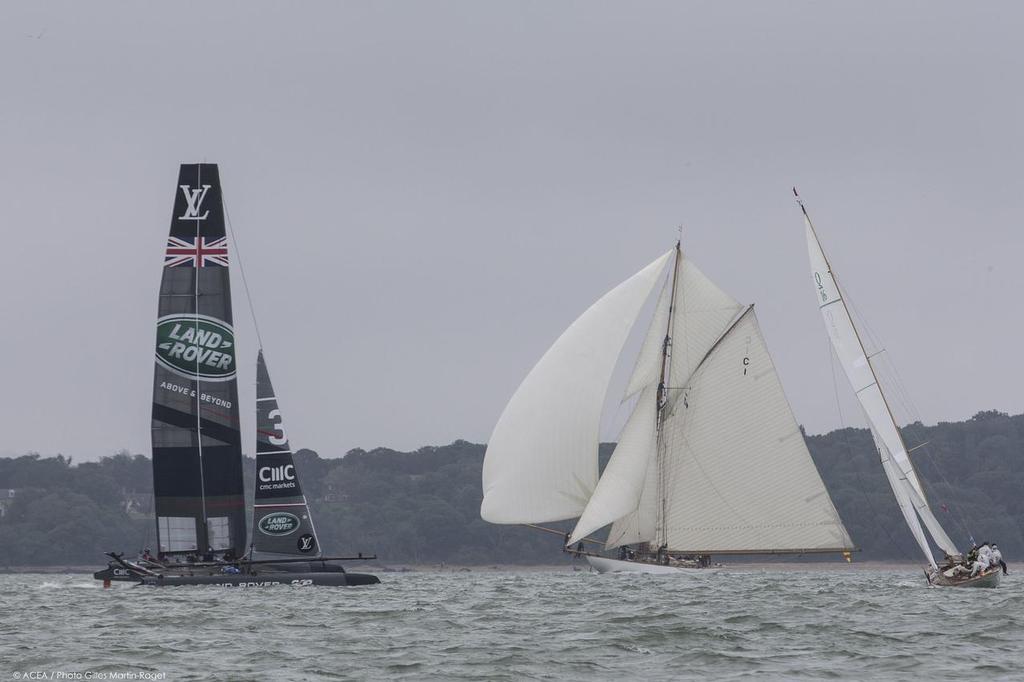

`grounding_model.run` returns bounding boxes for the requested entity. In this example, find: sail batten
[481,251,673,525]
